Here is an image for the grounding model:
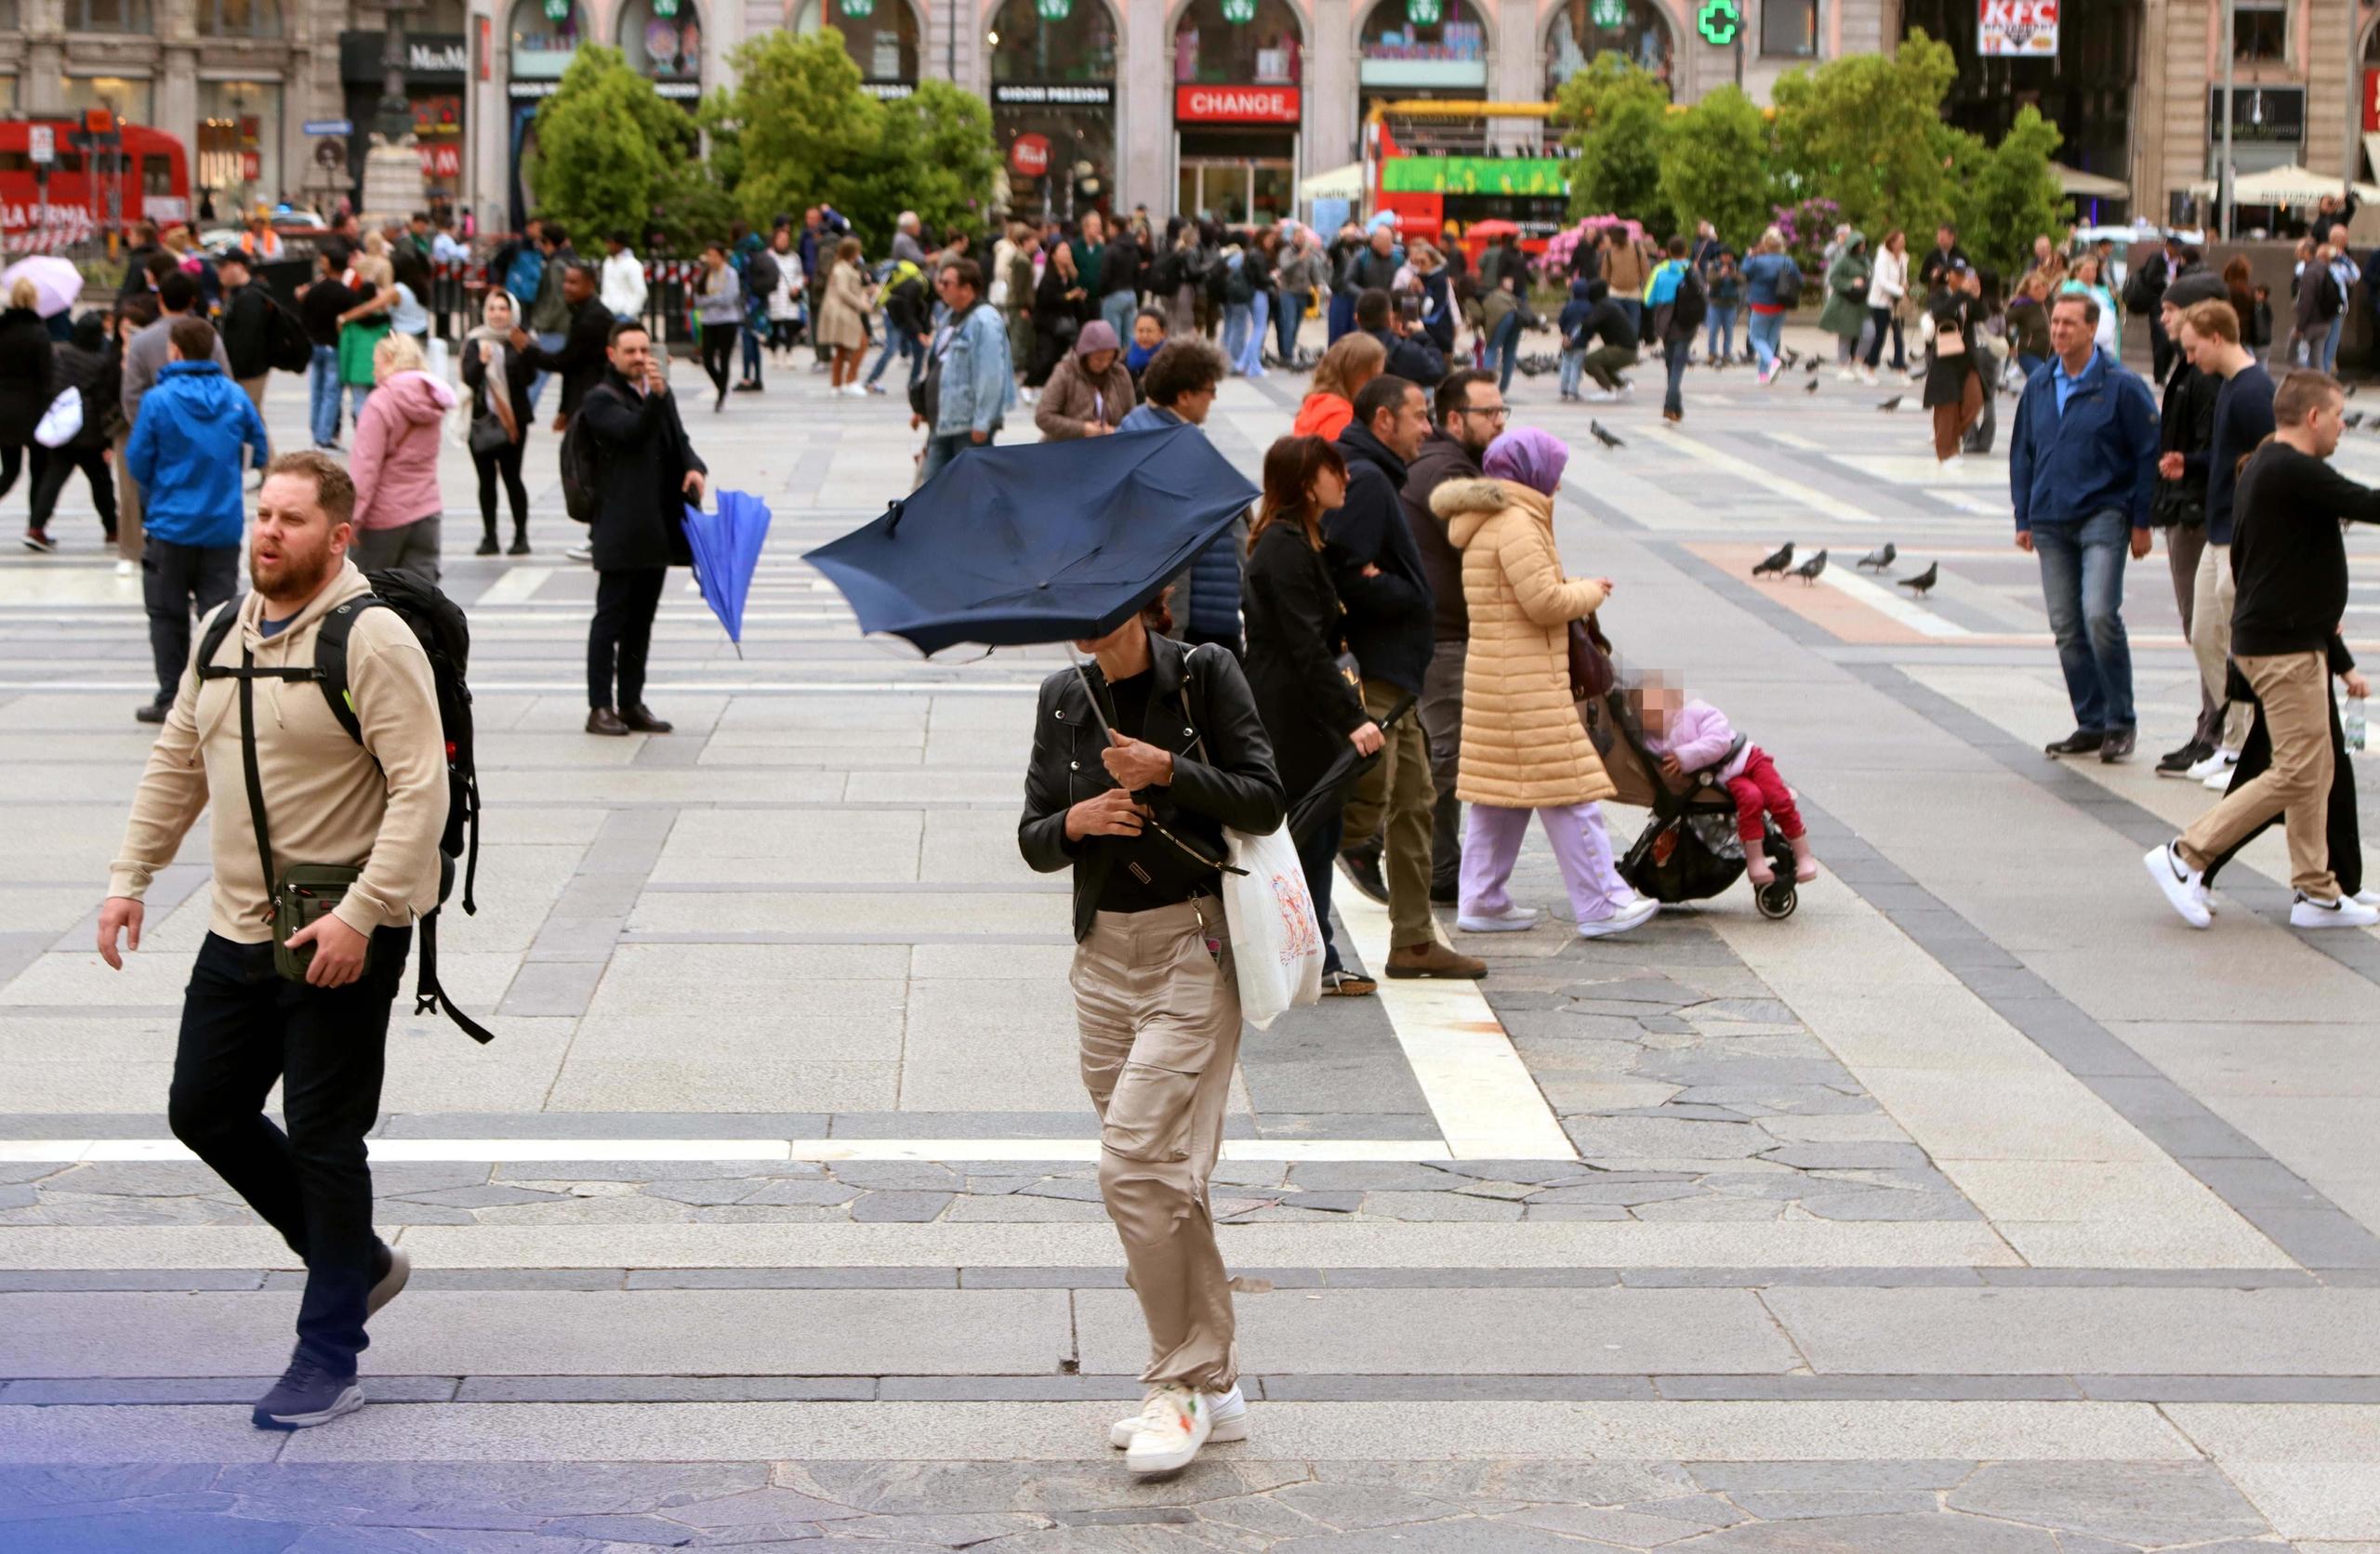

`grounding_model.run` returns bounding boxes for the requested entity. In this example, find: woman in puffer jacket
[1435,425,1656,940]
[348,331,456,583]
